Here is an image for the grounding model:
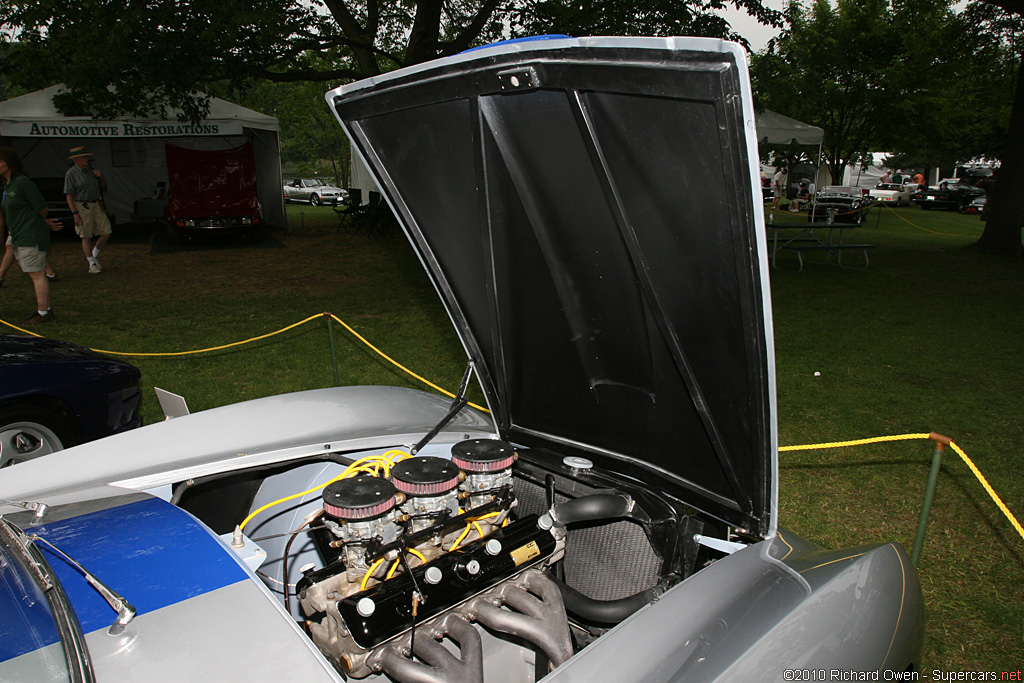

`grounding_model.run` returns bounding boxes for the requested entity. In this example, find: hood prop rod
[410,362,474,455]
